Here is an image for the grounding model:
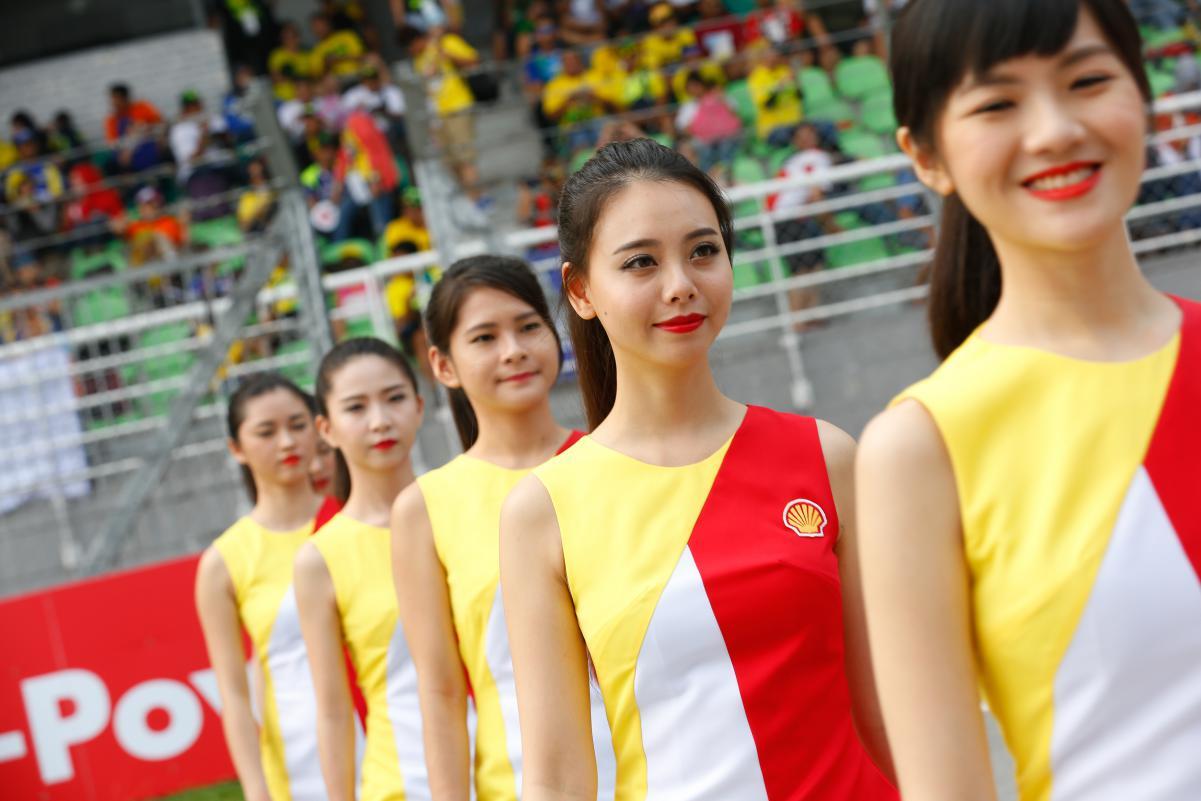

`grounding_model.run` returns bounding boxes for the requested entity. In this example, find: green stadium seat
[768,147,793,176]
[804,97,855,127]
[834,56,891,101]
[798,67,836,105]
[321,238,378,266]
[725,80,758,128]
[827,212,889,269]
[70,248,127,281]
[569,148,594,174]
[839,129,887,160]
[275,340,313,388]
[341,316,378,340]
[138,322,195,416]
[73,286,131,327]
[1148,67,1176,97]
[190,217,246,276]
[732,154,768,185]
[860,90,898,135]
